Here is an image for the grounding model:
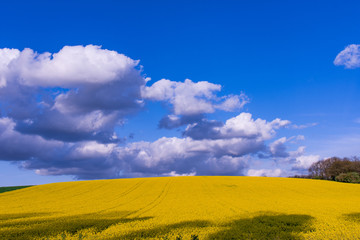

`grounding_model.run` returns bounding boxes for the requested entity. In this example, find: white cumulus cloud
[1,45,139,87]
[184,112,290,140]
[293,155,321,170]
[0,48,20,87]
[142,78,248,123]
[247,168,283,177]
[0,45,145,143]
[334,44,360,69]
